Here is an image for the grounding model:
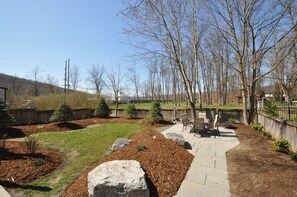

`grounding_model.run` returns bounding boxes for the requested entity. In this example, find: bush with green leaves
[125,103,137,119]
[252,122,264,132]
[0,99,14,127]
[289,151,297,162]
[273,139,291,153]
[147,101,163,123]
[264,98,279,117]
[94,98,111,118]
[50,102,74,122]
[137,145,147,151]
[228,118,236,124]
